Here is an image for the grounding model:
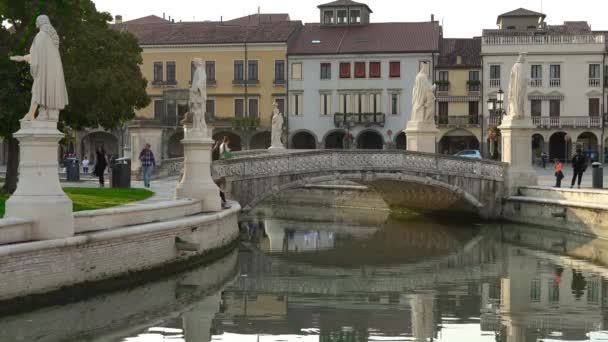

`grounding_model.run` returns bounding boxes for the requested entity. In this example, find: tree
[0,0,149,193]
